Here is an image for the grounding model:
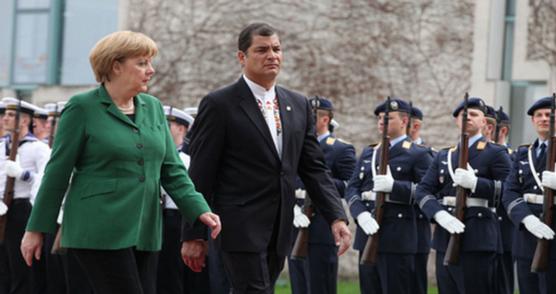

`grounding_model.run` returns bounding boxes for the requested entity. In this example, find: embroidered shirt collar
[243,74,276,102]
